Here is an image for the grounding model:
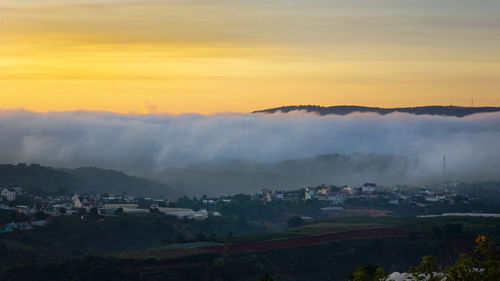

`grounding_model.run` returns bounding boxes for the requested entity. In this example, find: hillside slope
[150,153,417,196]
[0,163,178,198]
